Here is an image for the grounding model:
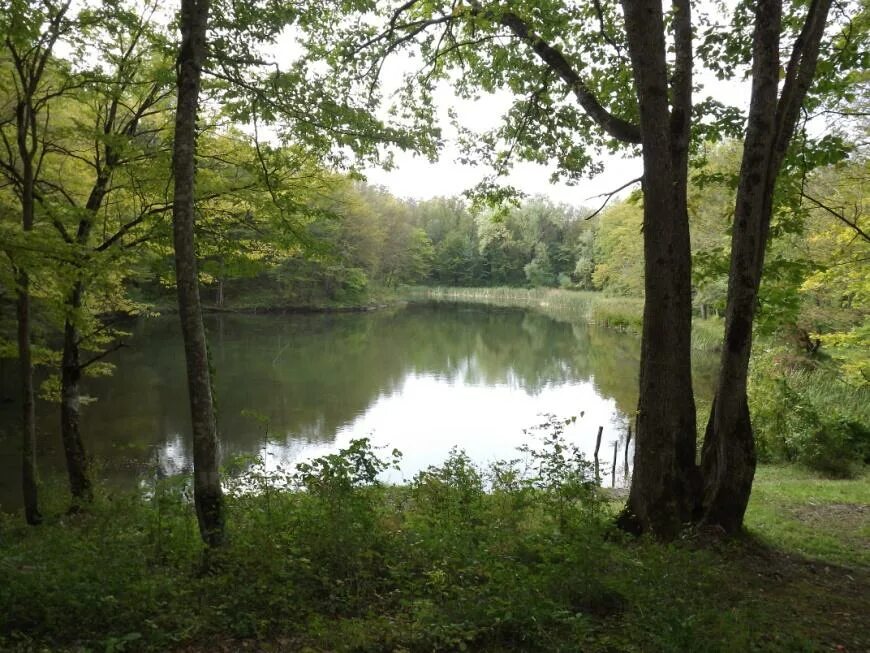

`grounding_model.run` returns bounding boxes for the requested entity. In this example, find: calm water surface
[0,303,717,509]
